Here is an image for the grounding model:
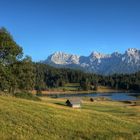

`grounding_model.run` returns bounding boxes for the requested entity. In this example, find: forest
[0,27,140,94]
[34,63,140,91]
